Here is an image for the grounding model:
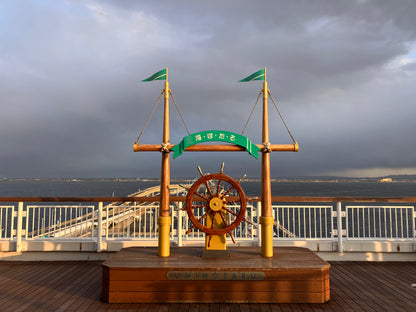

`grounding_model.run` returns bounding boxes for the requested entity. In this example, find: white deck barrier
[345,206,415,240]
[1,199,416,257]
[0,206,14,240]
